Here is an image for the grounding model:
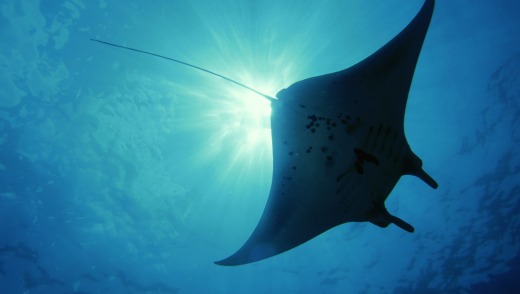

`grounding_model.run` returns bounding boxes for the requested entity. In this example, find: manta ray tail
[90,38,276,102]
